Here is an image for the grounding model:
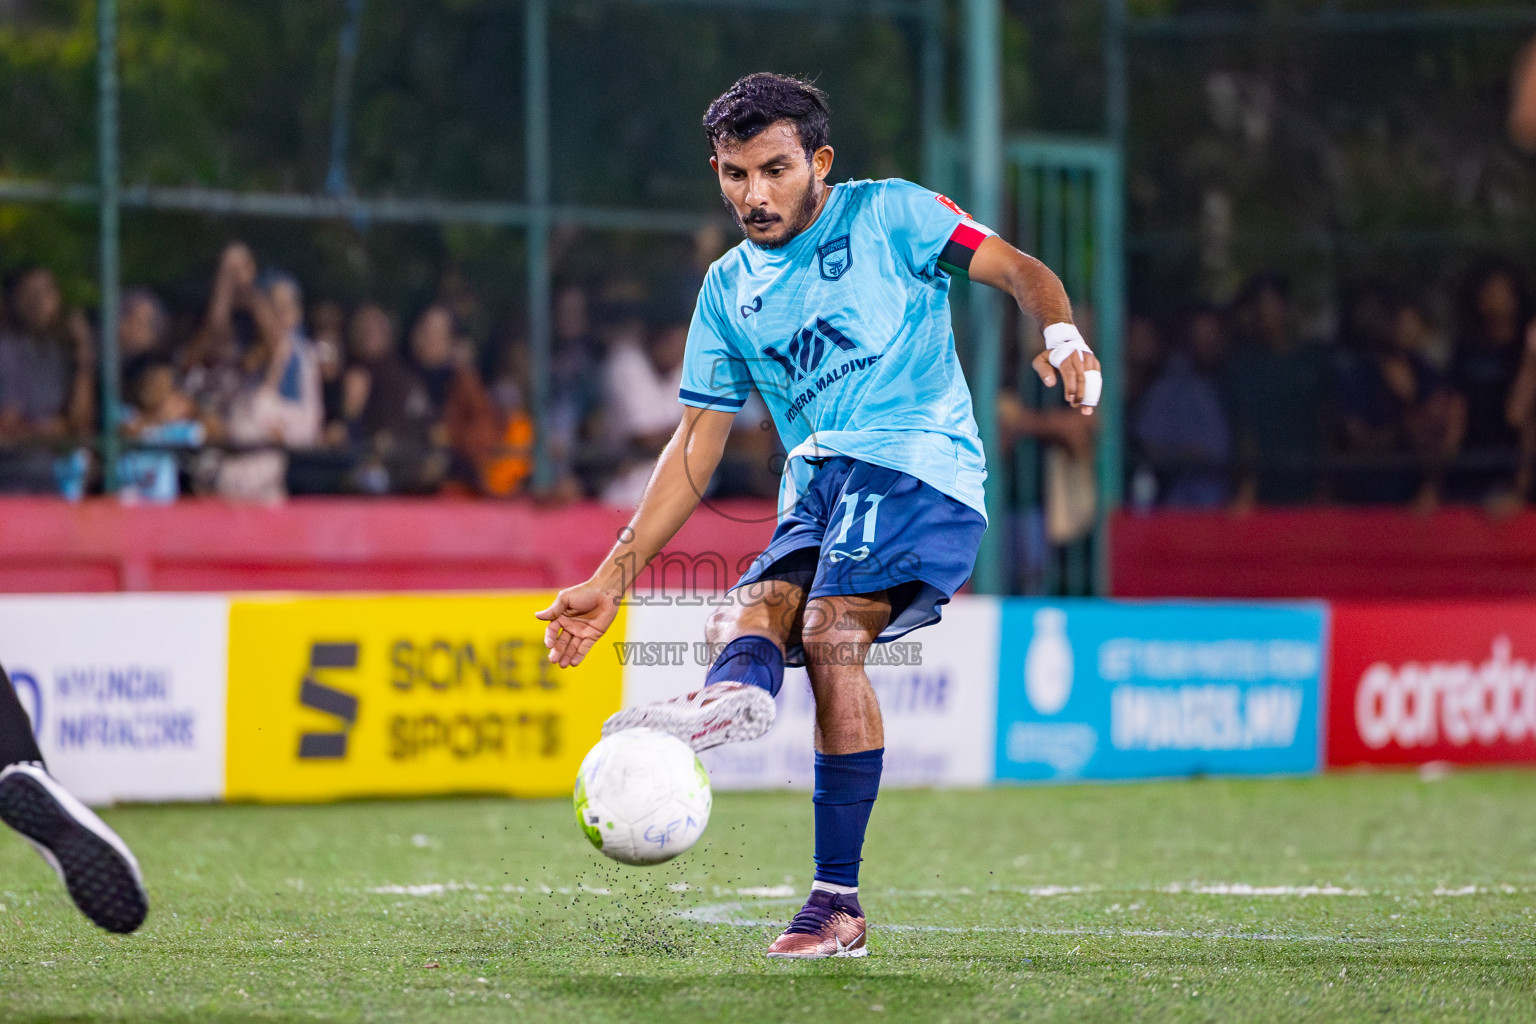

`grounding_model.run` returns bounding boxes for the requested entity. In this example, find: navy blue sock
[703,635,784,698]
[812,748,884,887]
